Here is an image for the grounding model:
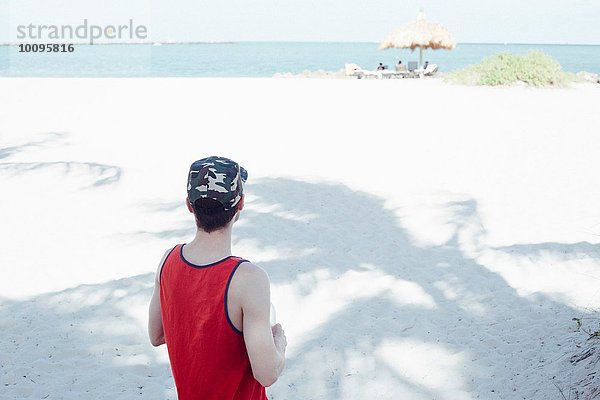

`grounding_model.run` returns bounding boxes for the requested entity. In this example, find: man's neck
[185,226,233,265]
